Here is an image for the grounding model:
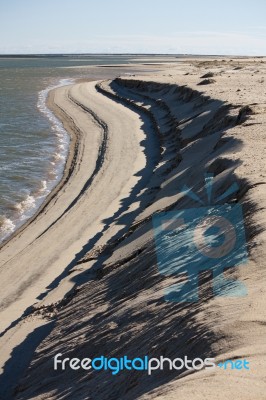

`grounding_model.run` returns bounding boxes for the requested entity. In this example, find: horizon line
[0,53,264,57]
